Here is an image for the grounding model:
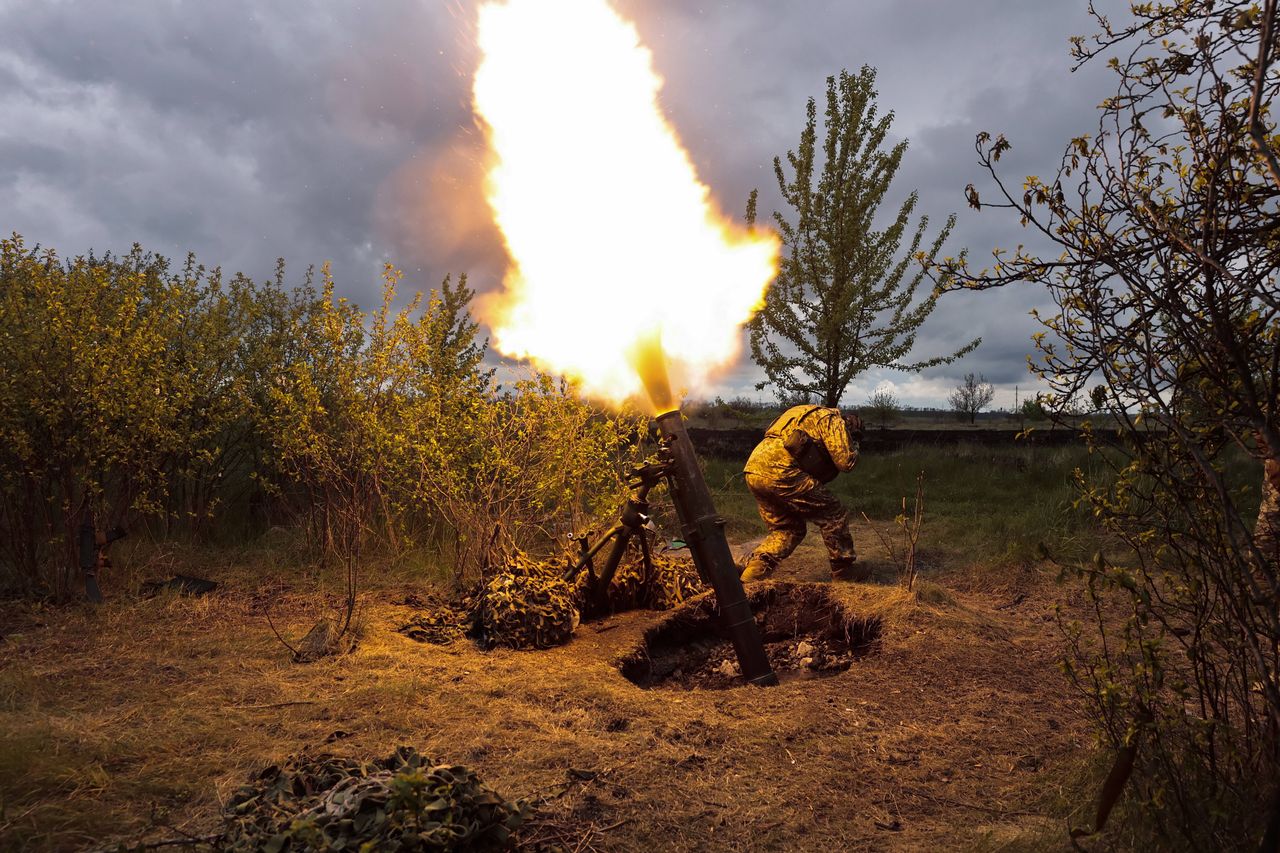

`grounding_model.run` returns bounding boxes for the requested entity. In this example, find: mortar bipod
[562,452,673,613]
